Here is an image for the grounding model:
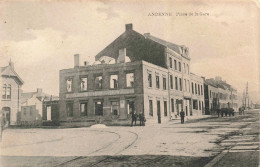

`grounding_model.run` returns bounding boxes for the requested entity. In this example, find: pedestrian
[0,113,6,142]
[180,109,185,124]
[131,110,137,127]
[217,109,220,117]
[139,112,145,126]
